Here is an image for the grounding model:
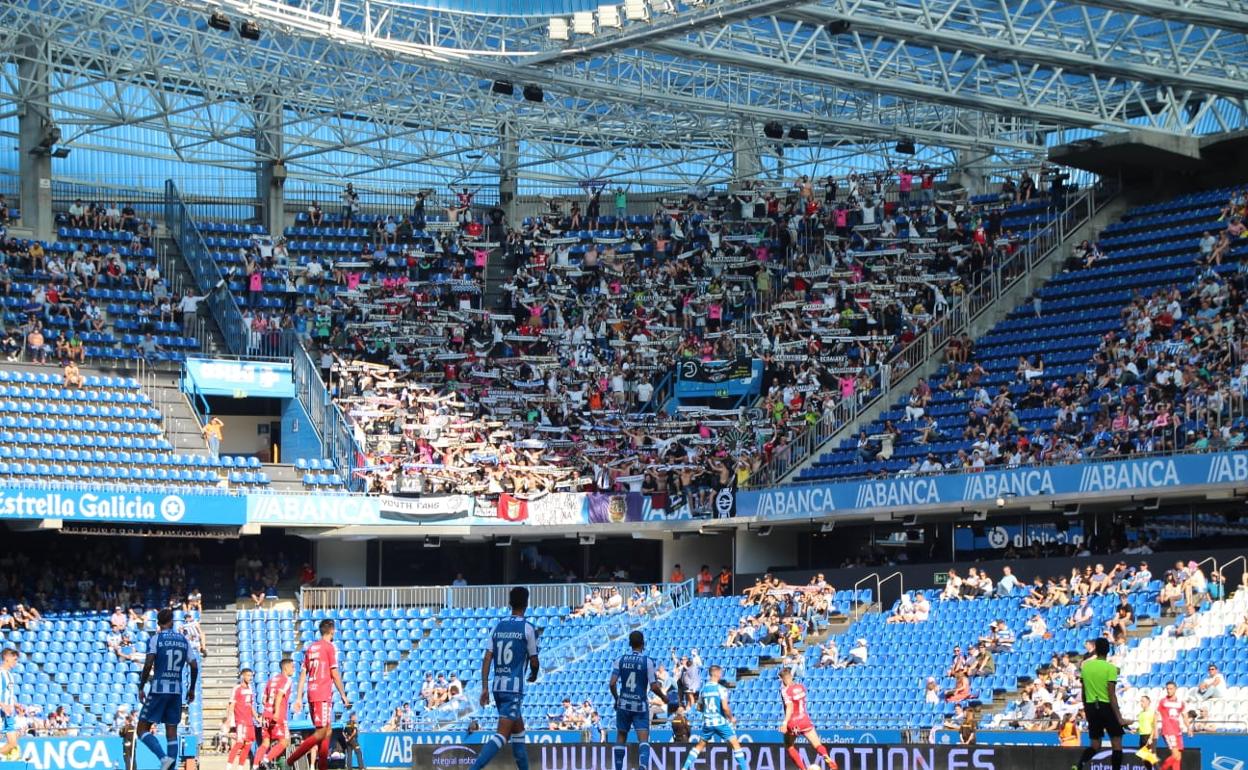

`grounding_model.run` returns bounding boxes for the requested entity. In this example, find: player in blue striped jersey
[137,608,199,770]
[470,587,540,770]
[609,631,664,770]
[680,665,749,770]
[1,648,20,761]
